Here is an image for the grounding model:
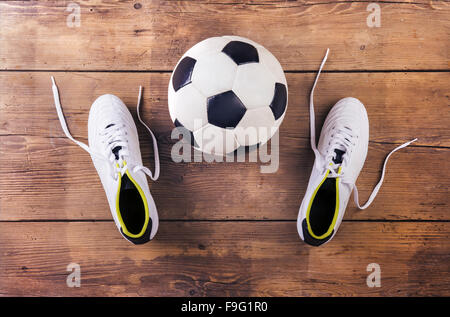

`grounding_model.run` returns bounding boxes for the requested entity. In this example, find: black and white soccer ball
[168,36,288,155]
